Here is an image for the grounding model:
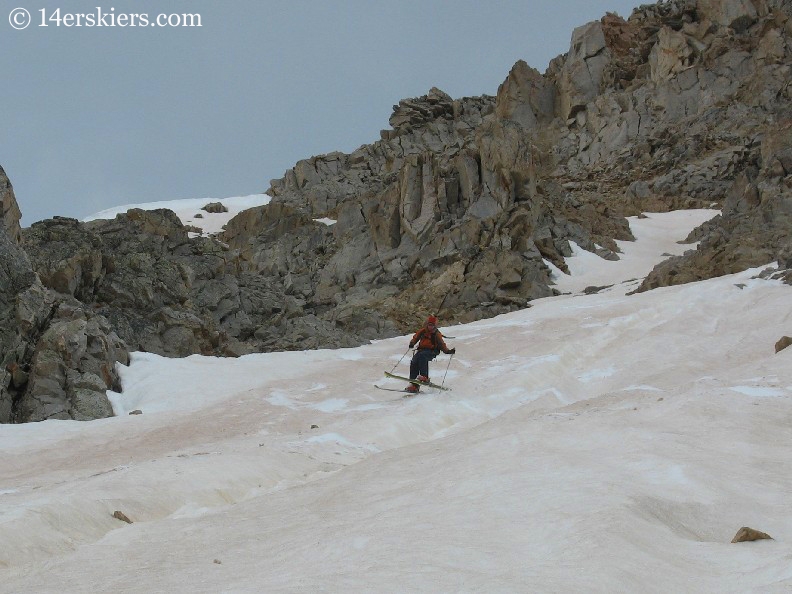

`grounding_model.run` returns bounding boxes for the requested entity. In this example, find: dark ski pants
[410,349,438,379]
